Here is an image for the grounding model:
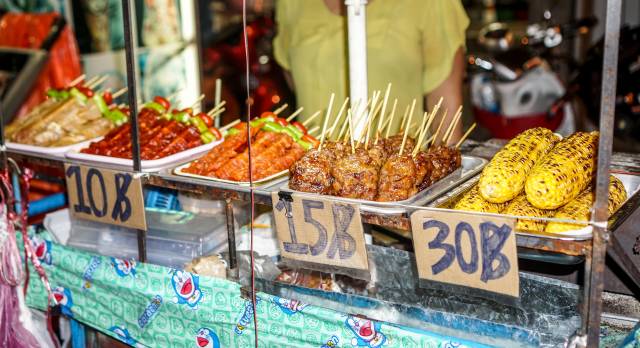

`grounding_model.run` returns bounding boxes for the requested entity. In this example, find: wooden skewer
[319,93,335,150]
[455,123,477,148]
[167,90,182,102]
[82,75,100,87]
[207,101,227,116]
[413,112,429,157]
[376,83,392,144]
[347,111,355,154]
[402,99,417,134]
[189,94,205,108]
[430,108,448,147]
[414,106,438,156]
[69,74,86,86]
[308,125,320,135]
[209,107,226,118]
[378,111,393,134]
[445,106,464,145]
[111,87,128,99]
[221,119,241,131]
[399,100,416,156]
[87,75,108,89]
[363,91,382,148]
[384,99,399,138]
[442,105,463,146]
[273,103,288,115]
[398,105,410,133]
[328,97,349,139]
[302,110,322,127]
[286,107,304,122]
